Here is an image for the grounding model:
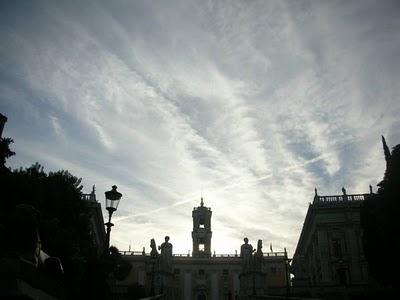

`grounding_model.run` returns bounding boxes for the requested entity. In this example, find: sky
[1,0,400,256]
